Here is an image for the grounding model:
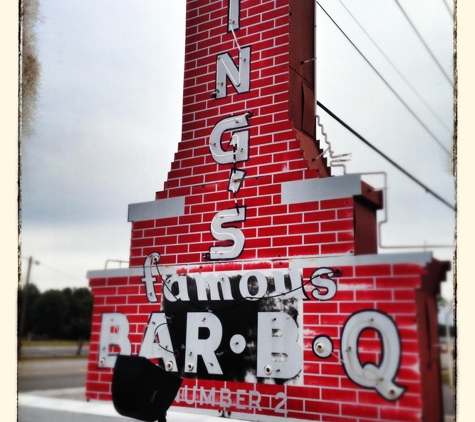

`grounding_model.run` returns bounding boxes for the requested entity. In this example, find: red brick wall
[87,258,429,421]
[129,195,355,267]
[127,0,343,268]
